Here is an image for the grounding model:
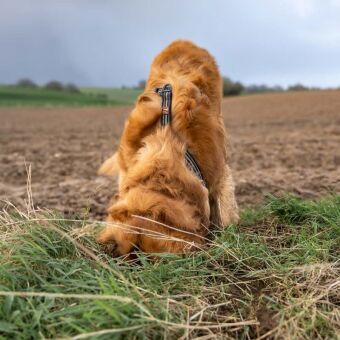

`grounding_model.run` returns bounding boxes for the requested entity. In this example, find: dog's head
[100,199,207,255]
